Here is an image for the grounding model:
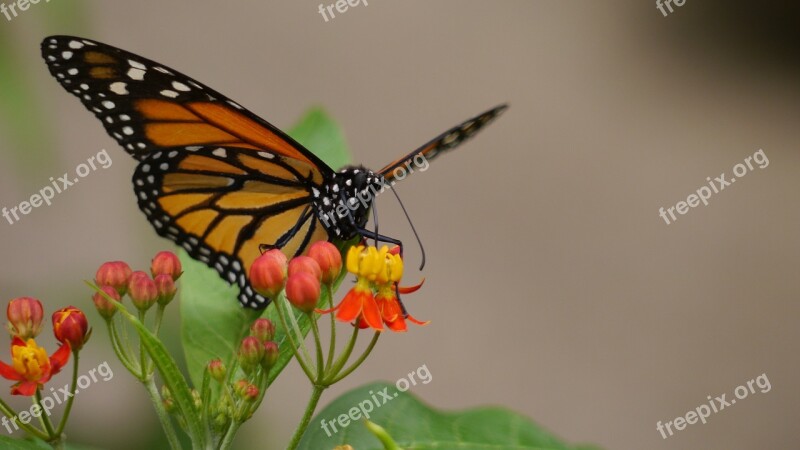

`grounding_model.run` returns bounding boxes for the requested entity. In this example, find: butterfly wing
[42,36,334,308]
[135,146,329,308]
[378,104,508,183]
